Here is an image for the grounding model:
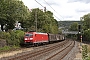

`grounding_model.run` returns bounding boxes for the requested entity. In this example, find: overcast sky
[22,0,90,21]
